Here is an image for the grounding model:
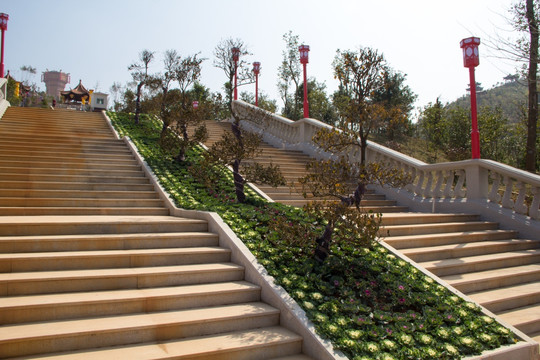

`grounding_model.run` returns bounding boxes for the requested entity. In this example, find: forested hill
[449,79,527,124]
